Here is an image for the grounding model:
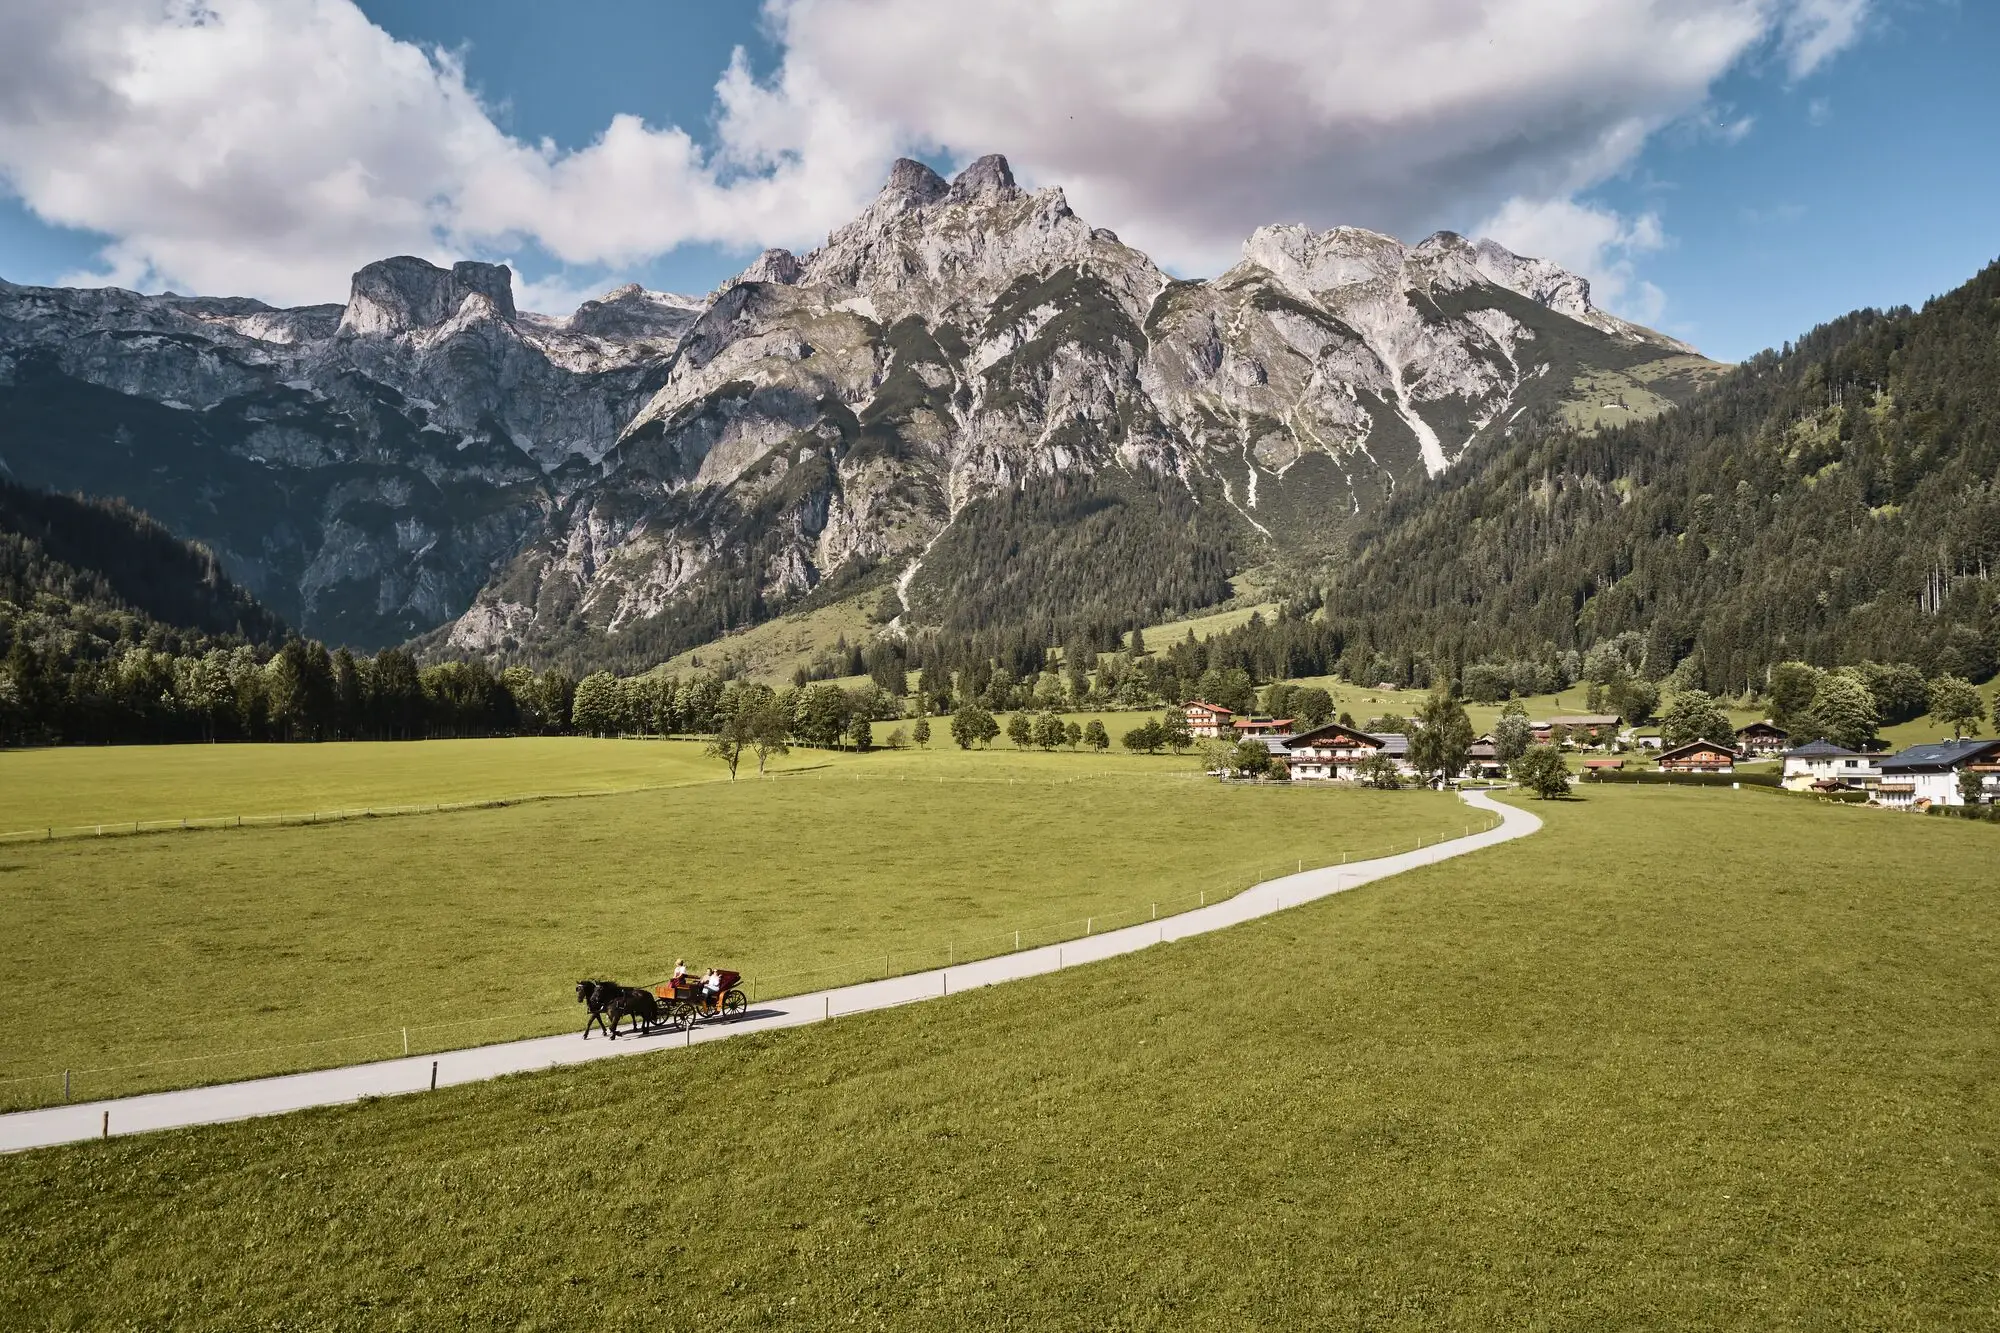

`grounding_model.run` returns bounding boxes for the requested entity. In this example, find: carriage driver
[671,958,688,987]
